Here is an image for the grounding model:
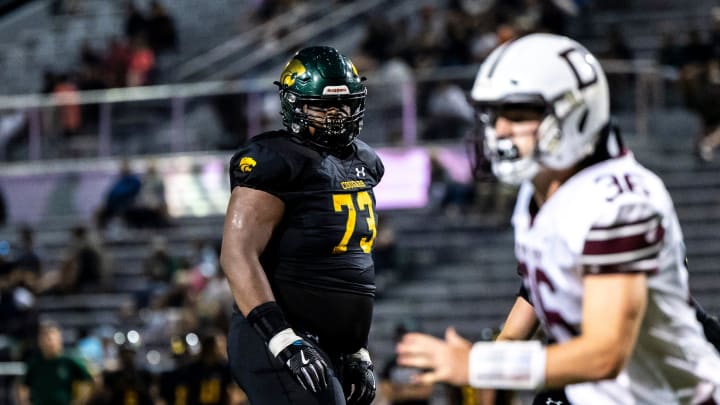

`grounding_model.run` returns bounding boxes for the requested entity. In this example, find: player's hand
[342,348,376,405]
[276,338,329,392]
[396,327,472,386]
